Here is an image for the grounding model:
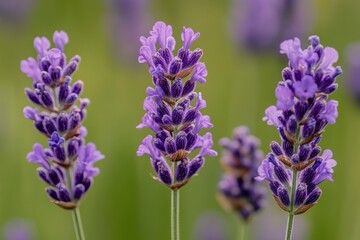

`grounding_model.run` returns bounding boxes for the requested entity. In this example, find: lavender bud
[309,100,326,118]
[54,146,66,162]
[67,138,79,160]
[74,184,85,200]
[62,61,78,77]
[158,162,172,185]
[282,141,294,157]
[165,137,176,154]
[186,131,197,150]
[269,181,281,195]
[291,154,300,164]
[175,132,187,150]
[40,59,51,71]
[183,109,199,123]
[187,156,204,179]
[65,93,78,105]
[274,165,290,185]
[319,75,334,90]
[48,169,61,185]
[25,88,41,105]
[169,58,182,75]
[159,48,172,64]
[293,69,303,81]
[270,141,283,156]
[182,80,196,97]
[277,187,290,207]
[44,117,57,135]
[82,177,92,192]
[300,168,315,184]
[71,81,84,95]
[46,188,60,201]
[186,49,203,67]
[153,53,167,71]
[175,160,188,182]
[302,118,316,139]
[41,72,52,85]
[58,186,71,202]
[294,183,307,207]
[299,145,310,162]
[172,106,184,125]
[171,79,183,98]
[157,103,170,117]
[282,68,293,81]
[37,168,51,185]
[59,77,70,104]
[154,138,165,152]
[323,84,338,94]
[69,112,81,130]
[304,188,321,205]
[286,115,298,135]
[57,112,68,133]
[309,146,321,159]
[294,102,308,121]
[49,66,61,83]
[162,115,172,125]
[158,78,171,96]
[177,47,189,66]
